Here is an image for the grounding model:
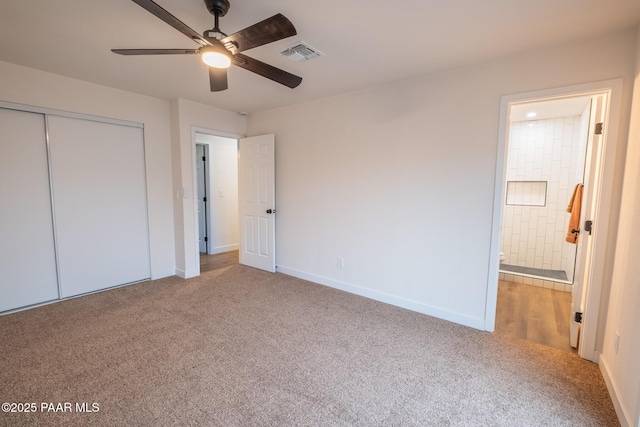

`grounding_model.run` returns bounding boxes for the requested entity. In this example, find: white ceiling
[511,96,593,122]
[1,0,640,114]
